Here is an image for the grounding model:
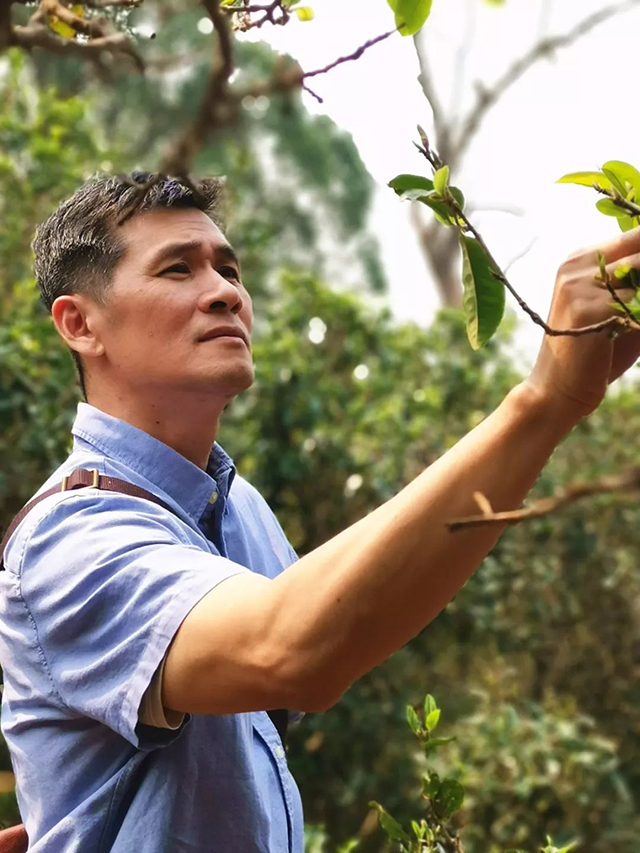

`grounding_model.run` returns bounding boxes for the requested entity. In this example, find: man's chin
[207,365,255,399]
